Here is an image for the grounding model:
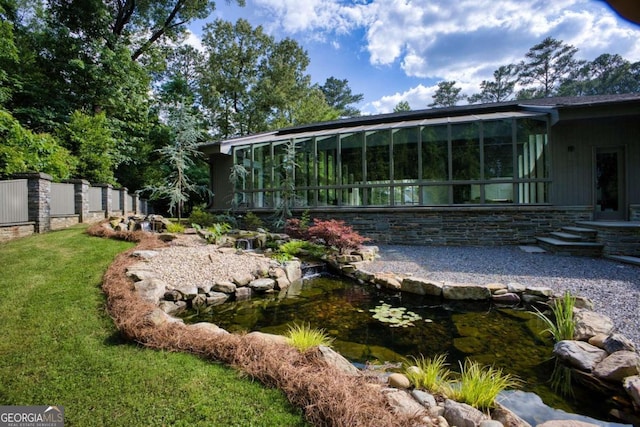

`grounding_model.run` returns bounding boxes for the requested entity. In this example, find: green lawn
[0,226,306,426]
